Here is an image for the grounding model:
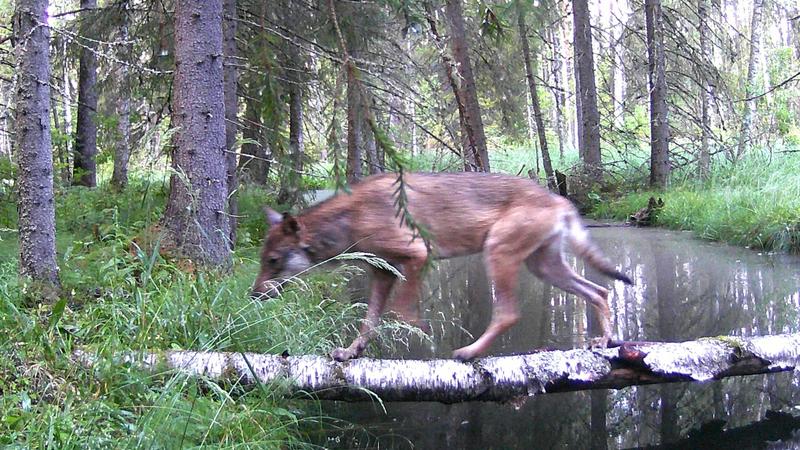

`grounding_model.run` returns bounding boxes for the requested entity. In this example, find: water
[312,224,800,449]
